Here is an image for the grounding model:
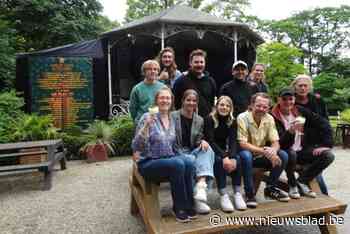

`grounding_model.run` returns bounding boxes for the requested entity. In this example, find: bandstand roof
[101,5,264,45]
